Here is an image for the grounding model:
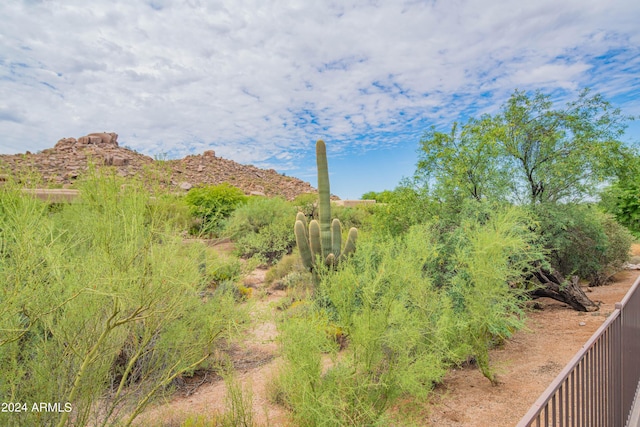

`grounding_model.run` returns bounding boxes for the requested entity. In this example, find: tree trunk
[530,267,599,312]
